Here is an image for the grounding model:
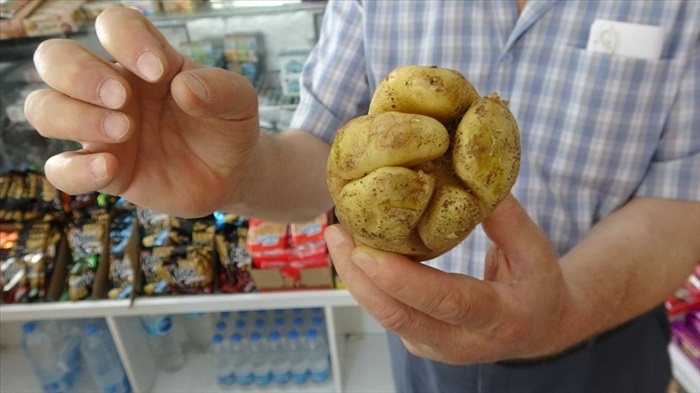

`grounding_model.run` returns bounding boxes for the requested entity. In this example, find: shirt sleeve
[635,46,700,202]
[289,0,372,145]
